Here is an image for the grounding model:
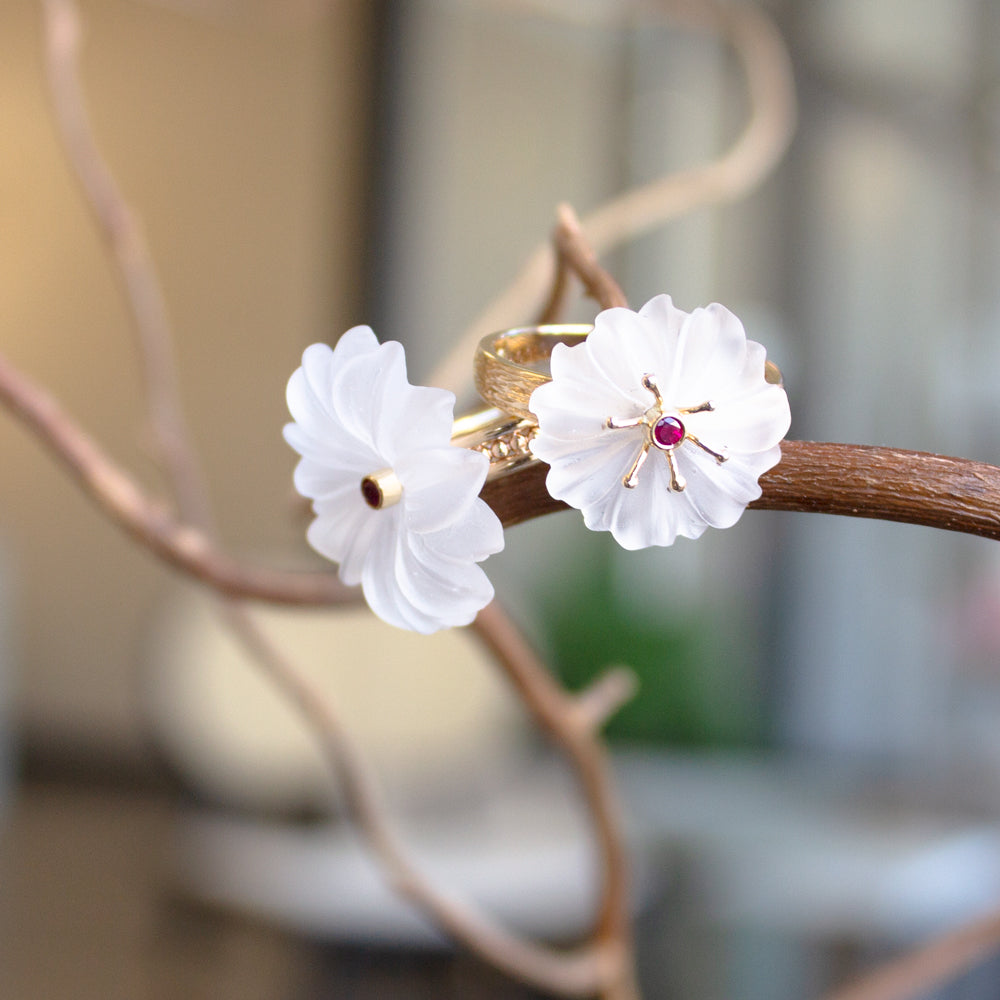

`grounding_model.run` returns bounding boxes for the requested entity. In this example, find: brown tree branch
[0,348,352,603]
[0,334,640,995]
[534,233,572,327]
[572,668,640,734]
[0,330,638,995]
[820,909,1000,1000]
[482,442,1000,540]
[480,208,1000,543]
